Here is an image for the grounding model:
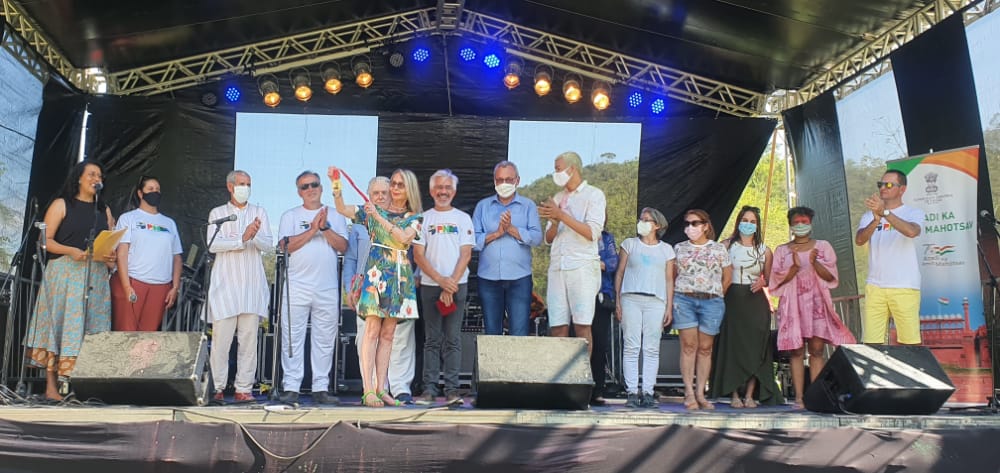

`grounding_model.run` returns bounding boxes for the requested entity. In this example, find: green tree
[722,137,791,254]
